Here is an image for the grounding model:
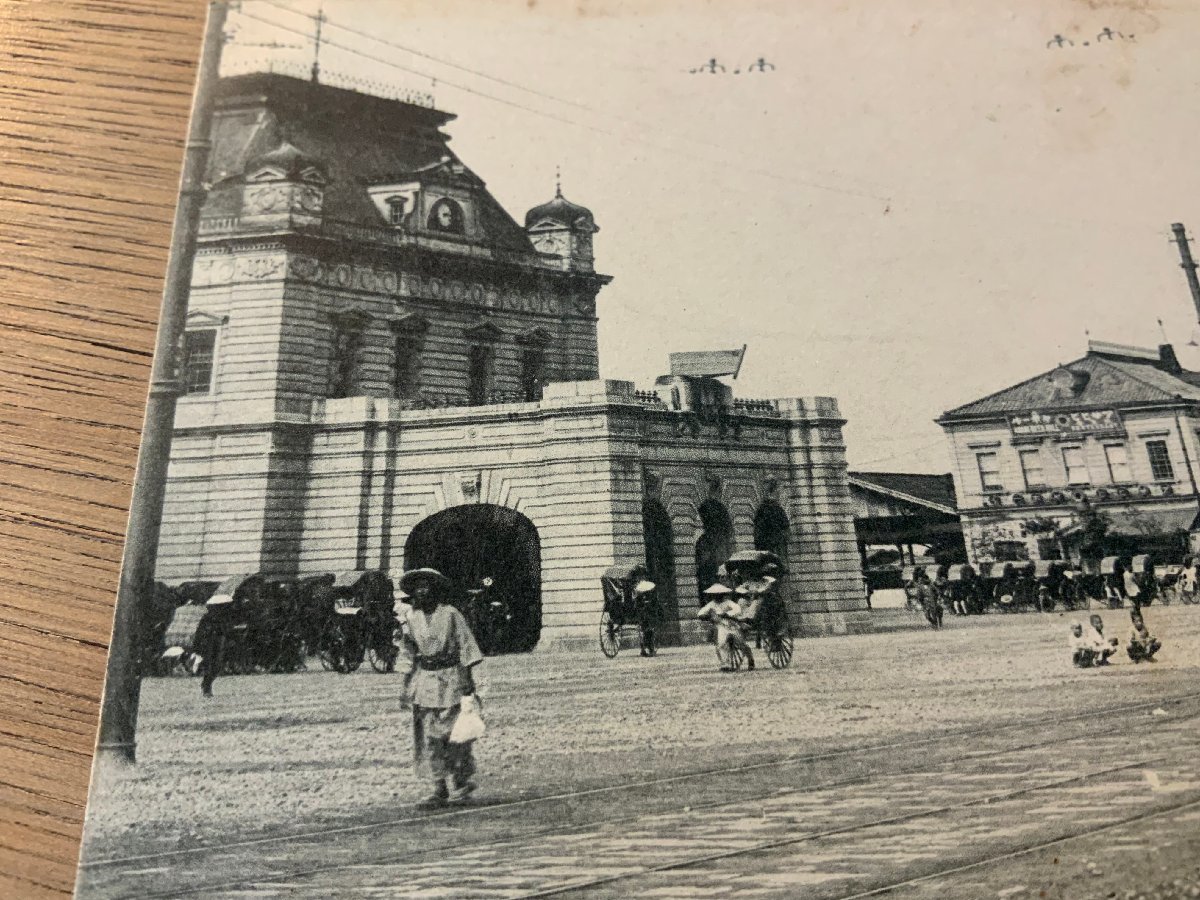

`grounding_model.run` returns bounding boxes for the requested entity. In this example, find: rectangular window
[468,344,492,405]
[1018,448,1045,489]
[393,335,422,400]
[329,328,360,399]
[1104,444,1132,483]
[993,540,1028,562]
[182,330,216,395]
[520,347,546,402]
[1147,440,1176,481]
[1061,446,1090,485]
[1037,538,1062,561]
[976,452,1003,491]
